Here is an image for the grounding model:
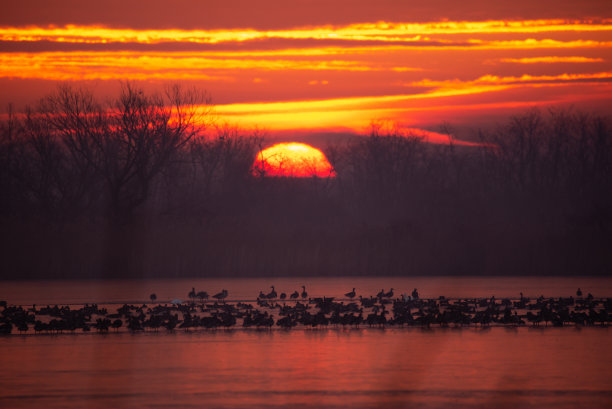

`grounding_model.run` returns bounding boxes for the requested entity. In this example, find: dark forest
[1,85,611,279]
